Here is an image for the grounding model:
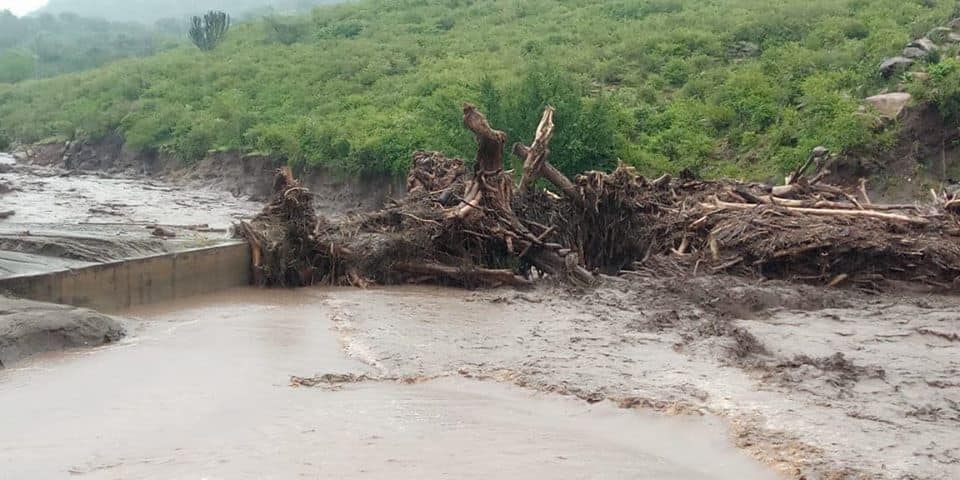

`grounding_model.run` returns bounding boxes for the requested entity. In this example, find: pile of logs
[236,104,960,292]
[638,157,960,290]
